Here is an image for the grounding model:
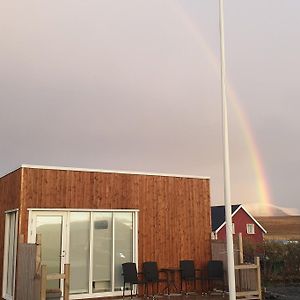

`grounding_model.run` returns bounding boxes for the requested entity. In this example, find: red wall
[217,208,264,243]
